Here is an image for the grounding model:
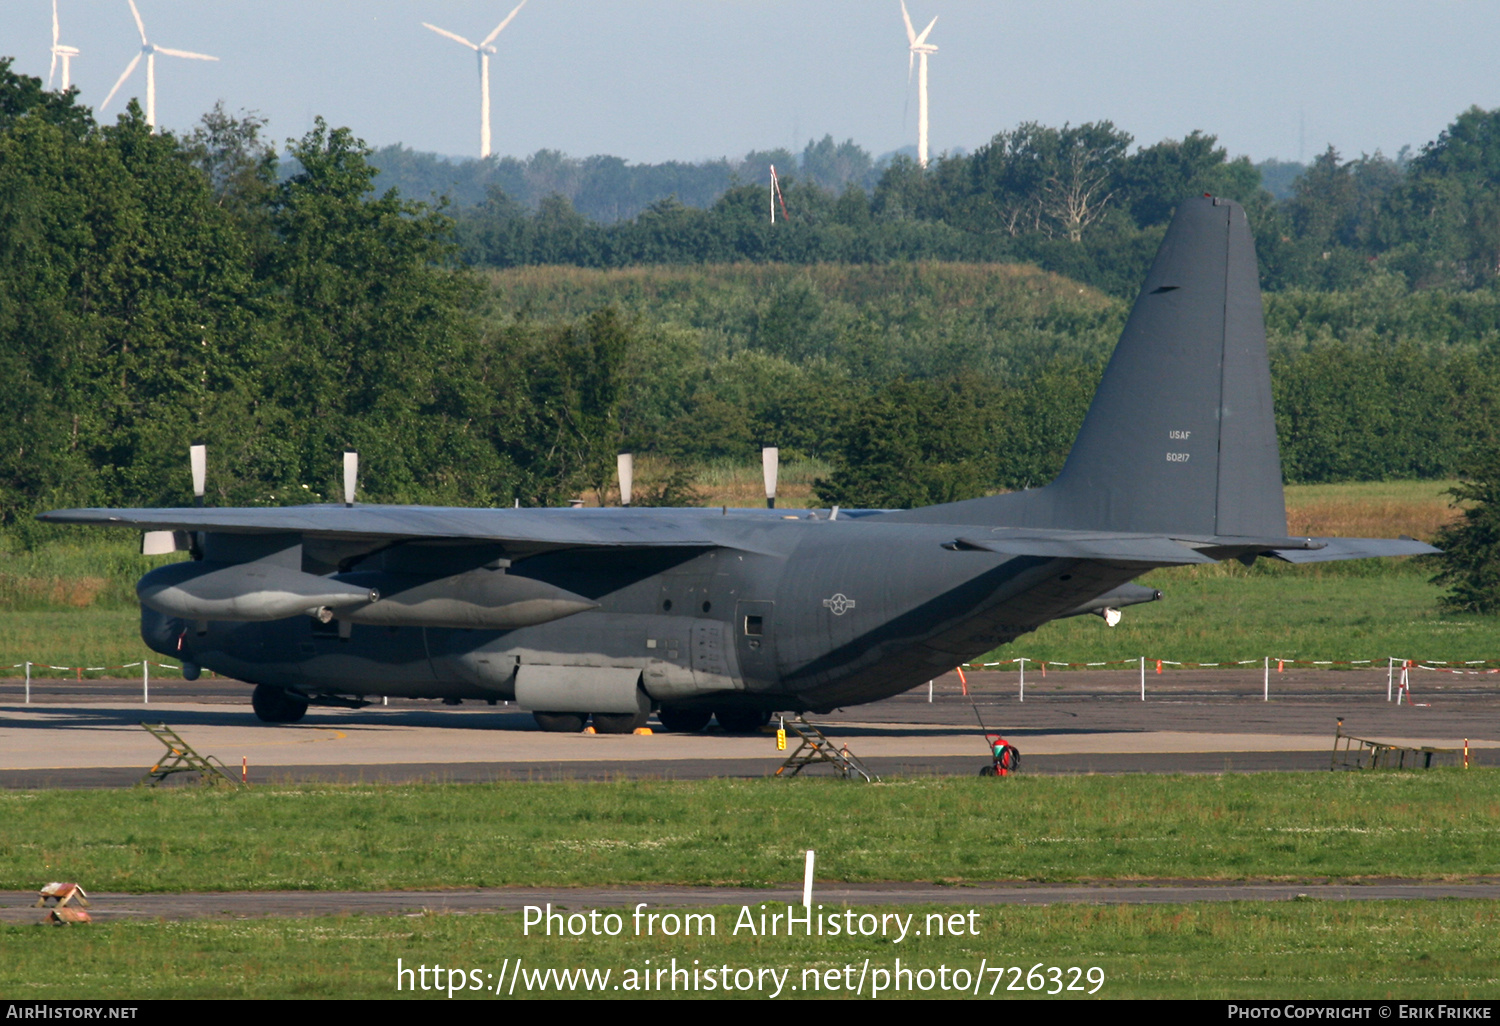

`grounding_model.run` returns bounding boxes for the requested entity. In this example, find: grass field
[2,901,1496,999]
[4,774,1498,893]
